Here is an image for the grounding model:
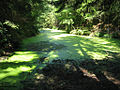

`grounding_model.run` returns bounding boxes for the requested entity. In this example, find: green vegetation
[0,0,120,55]
[0,29,120,89]
[0,51,38,89]
[0,0,120,89]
